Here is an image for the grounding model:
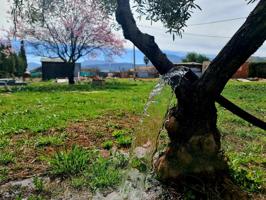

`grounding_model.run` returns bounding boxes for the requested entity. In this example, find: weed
[71,176,87,189]
[116,135,132,147]
[95,131,104,138]
[47,145,92,176]
[106,122,122,129]
[35,135,64,147]
[0,167,8,182]
[0,151,14,165]
[15,195,22,200]
[230,167,263,193]
[87,156,121,190]
[112,130,126,138]
[111,152,129,168]
[0,137,10,149]
[101,140,113,150]
[33,176,44,192]
[27,195,44,200]
[131,157,147,172]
